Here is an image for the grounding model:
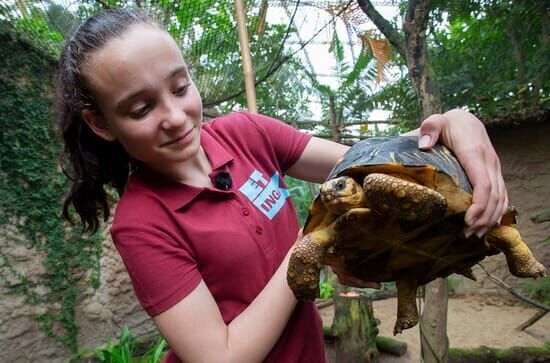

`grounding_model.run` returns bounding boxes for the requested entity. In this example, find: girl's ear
[82,109,116,141]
